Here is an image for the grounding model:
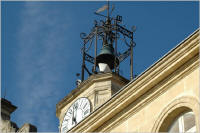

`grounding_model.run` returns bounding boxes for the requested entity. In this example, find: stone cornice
[98,54,199,132]
[1,98,17,115]
[56,73,129,117]
[69,29,199,132]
